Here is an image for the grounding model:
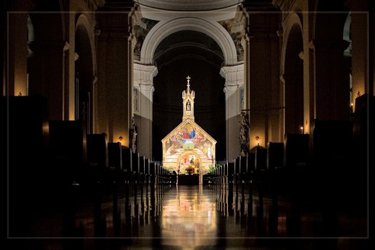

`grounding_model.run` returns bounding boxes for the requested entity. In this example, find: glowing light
[42,122,49,135]
[299,125,304,134]
[161,187,217,248]
[118,136,124,145]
